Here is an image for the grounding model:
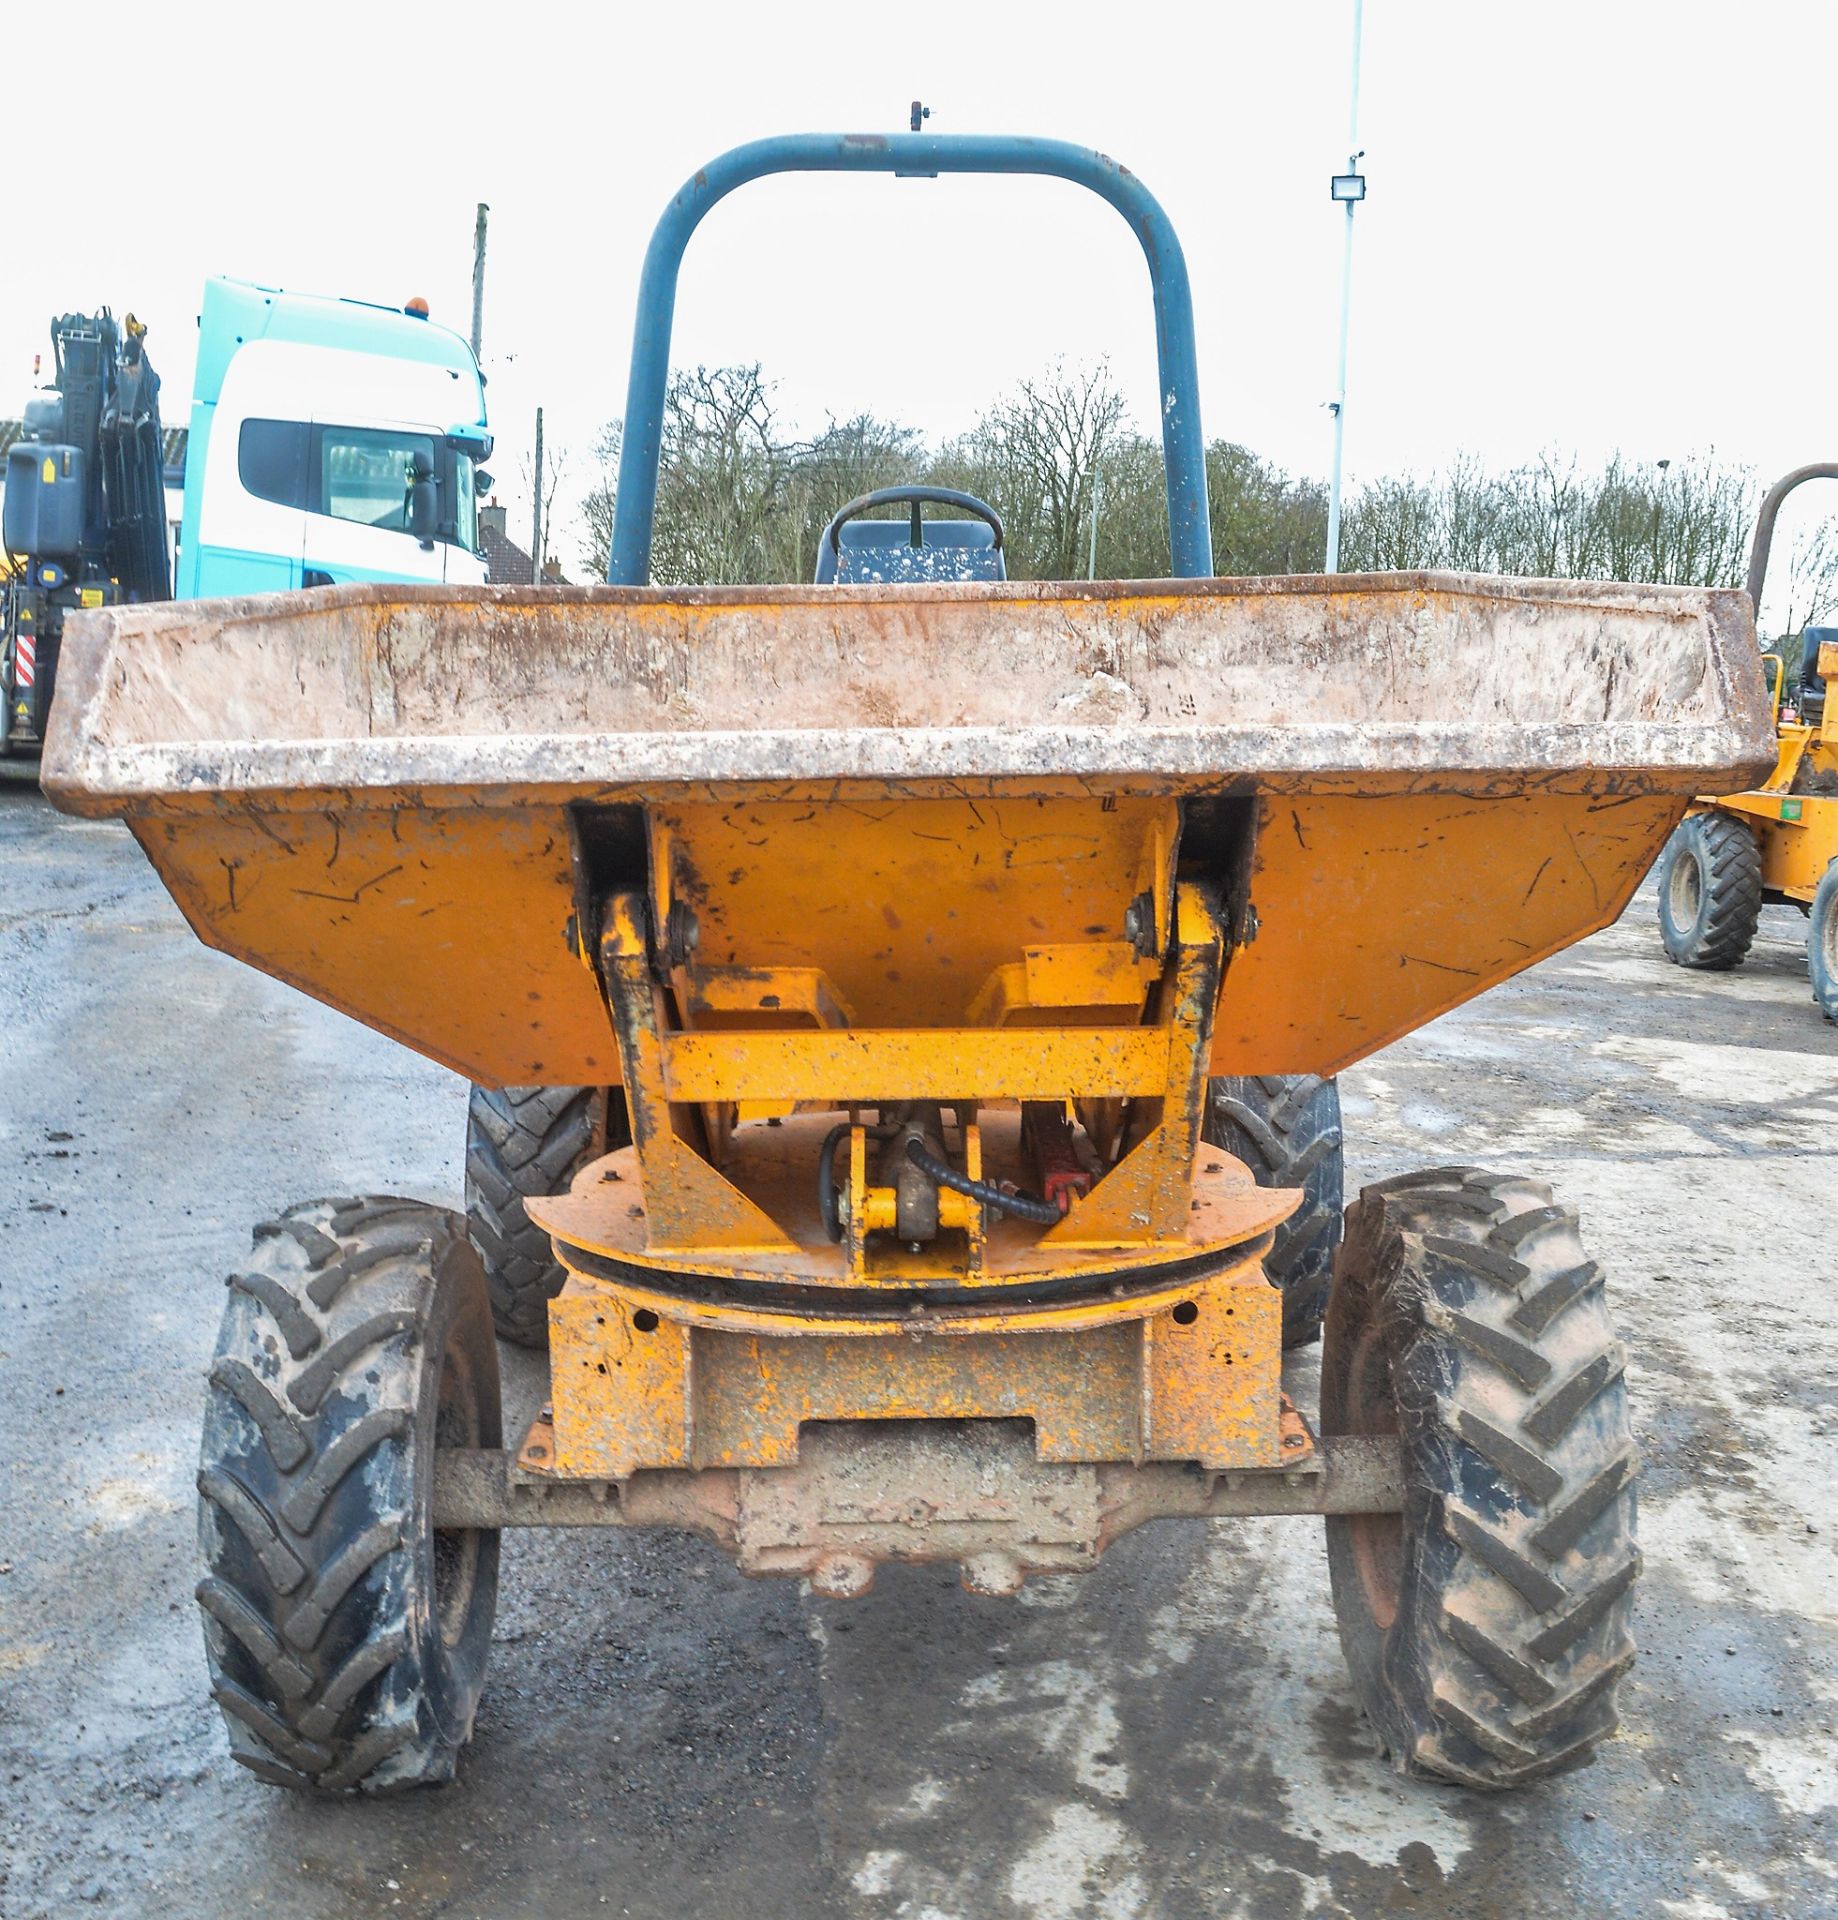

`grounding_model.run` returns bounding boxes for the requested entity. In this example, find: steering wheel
[819,485,1005,563]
